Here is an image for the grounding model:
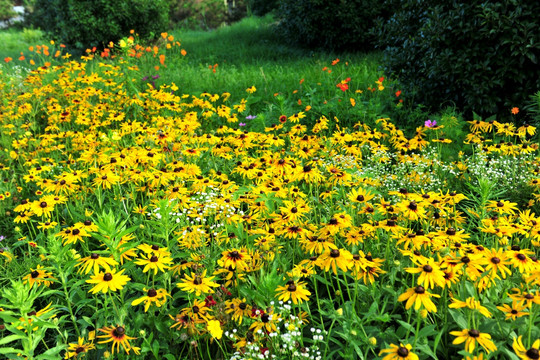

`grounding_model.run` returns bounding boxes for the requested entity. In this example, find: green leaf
[0,334,25,346]
[0,347,25,355]
[396,320,415,333]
